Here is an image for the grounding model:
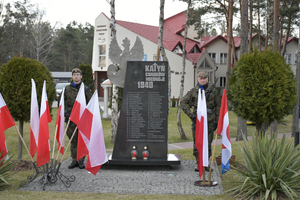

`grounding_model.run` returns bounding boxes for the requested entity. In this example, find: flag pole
[59,126,77,163]
[55,120,70,161]
[208,132,219,185]
[14,125,34,163]
[52,124,58,159]
[202,169,206,185]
